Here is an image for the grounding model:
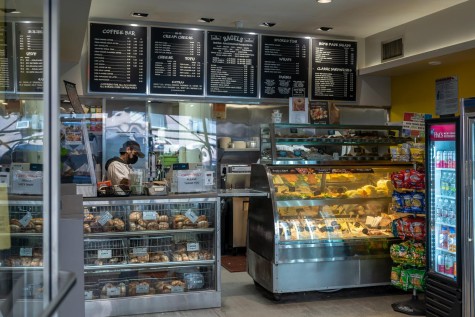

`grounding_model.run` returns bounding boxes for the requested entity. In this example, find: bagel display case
[82,195,220,316]
[247,163,413,297]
